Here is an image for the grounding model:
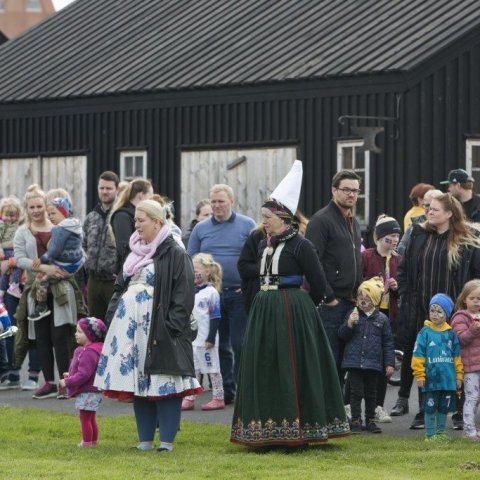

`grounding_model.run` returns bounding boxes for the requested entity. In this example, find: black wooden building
[0,0,480,234]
